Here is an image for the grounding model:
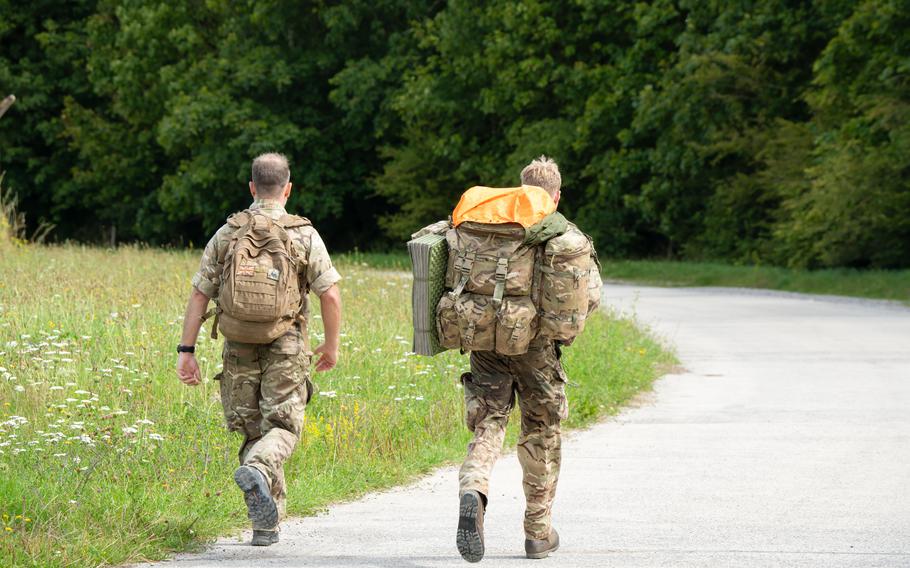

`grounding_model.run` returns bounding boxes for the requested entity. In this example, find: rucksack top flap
[456,220,526,238]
